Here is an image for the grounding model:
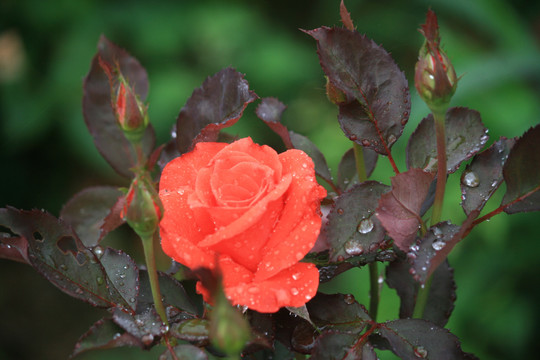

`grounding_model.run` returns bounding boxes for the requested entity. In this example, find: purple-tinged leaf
[407,107,489,173]
[0,207,138,312]
[291,321,318,354]
[289,131,332,184]
[502,124,540,213]
[256,97,293,149]
[286,305,314,328]
[386,256,456,327]
[0,234,29,264]
[318,262,354,283]
[460,138,515,215]
[71,318,142,358]
[337,147,378,191]
[112,307,163,348]
[376,169,434,251]
[176,67,258,154]
[379,319,477,360]
[325,181,390,262]
[60,186,124,247]
[159,345,208,360]
[307,293,371,331]
[306,27,410,154]
[409,222,460,284]
[310,331,364,360]
[339,0,355,31]
[83,35,155,178]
